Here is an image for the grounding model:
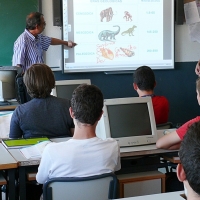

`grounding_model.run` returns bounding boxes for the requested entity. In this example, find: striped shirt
[12,29,51,71]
